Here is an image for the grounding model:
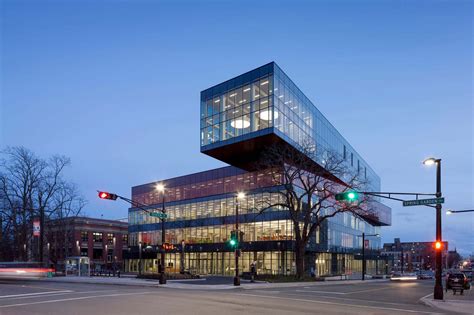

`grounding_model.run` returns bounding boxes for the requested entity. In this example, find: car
[446,272,470,294]
[390,272,417,281]
[418,271,434,280]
